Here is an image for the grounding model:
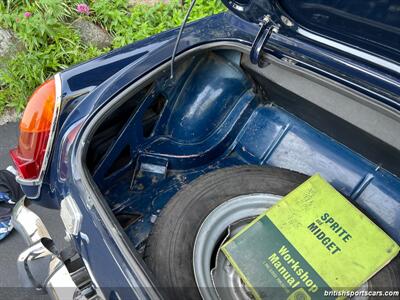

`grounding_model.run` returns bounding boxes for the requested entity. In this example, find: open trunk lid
[221,0,400,65]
